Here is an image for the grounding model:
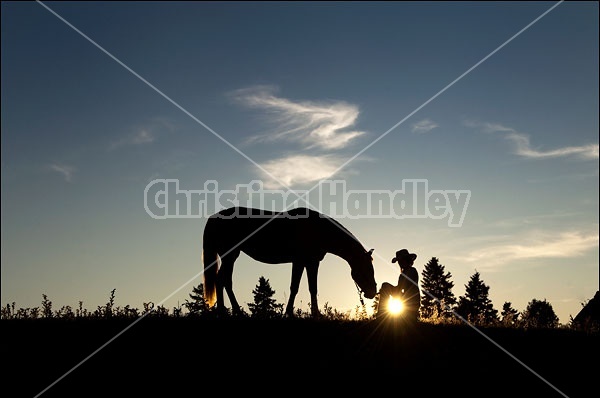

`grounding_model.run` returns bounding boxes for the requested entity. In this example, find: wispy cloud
[411,119,438,134]
[231,86,366,150]
[49,163,76,182]
[463,229,599,267]
[506,132,598,160]
[230,85,369,188]
[258,154,346,189]
[109,118,174,150]
[469,121,598,160]
[132,130,155,144]
[110,129,155,150]
[491,211,582,228]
